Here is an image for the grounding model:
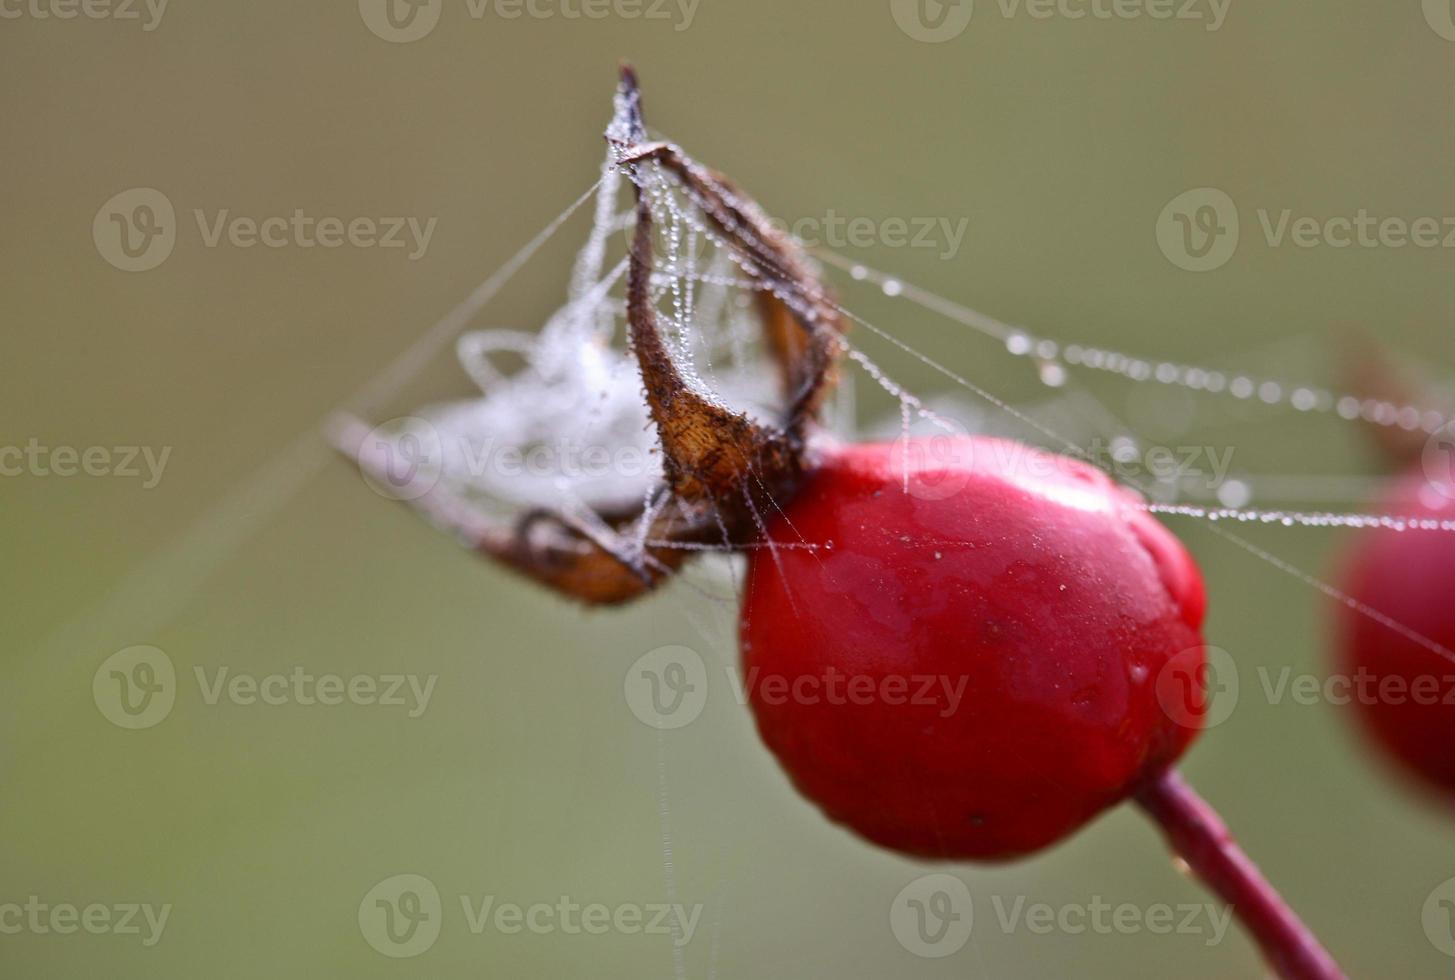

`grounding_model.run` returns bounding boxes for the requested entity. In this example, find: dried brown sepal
[624,192,802,506]
[332,67,843,606]
[611,65,842,434]
[330,413,712,604]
